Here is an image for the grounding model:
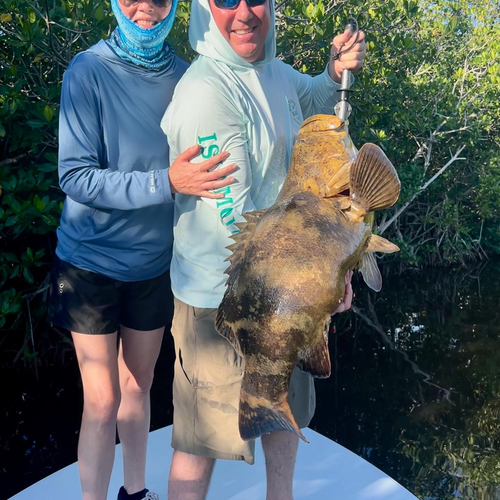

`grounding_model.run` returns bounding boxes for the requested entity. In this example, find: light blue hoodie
[162,0,343,307]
